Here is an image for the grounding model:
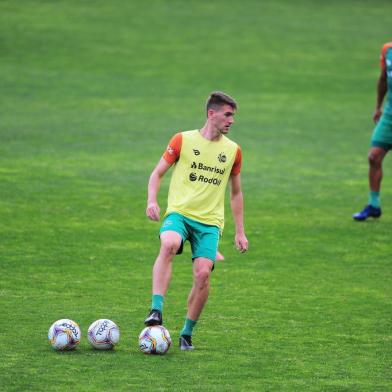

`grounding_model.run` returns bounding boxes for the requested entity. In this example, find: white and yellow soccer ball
[48,319,81,350]
[138,325,172,355]
[87,319,120,350]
